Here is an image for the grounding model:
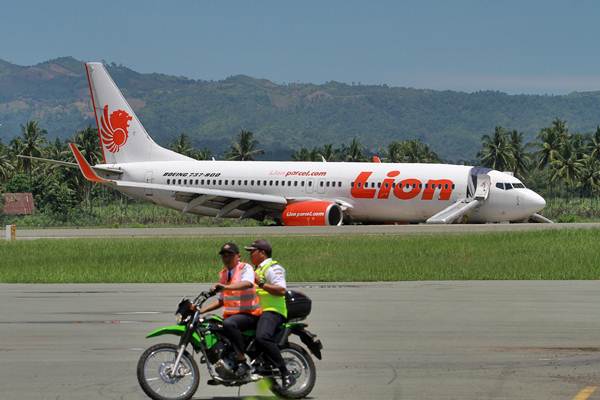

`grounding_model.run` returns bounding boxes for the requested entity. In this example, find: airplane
[22,62,549,226]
